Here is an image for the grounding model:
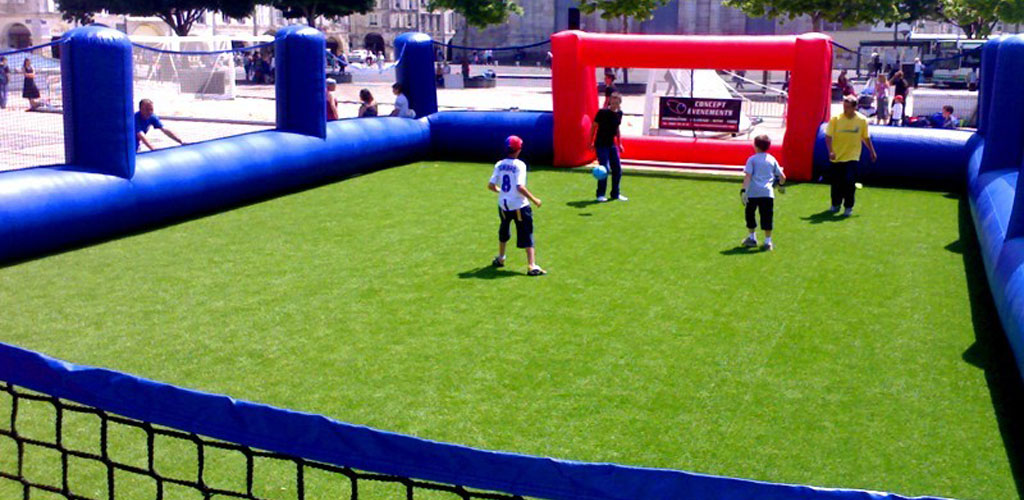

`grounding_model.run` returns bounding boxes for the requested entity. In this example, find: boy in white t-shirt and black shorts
[488,136,546,276]
[740,135,786,251]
